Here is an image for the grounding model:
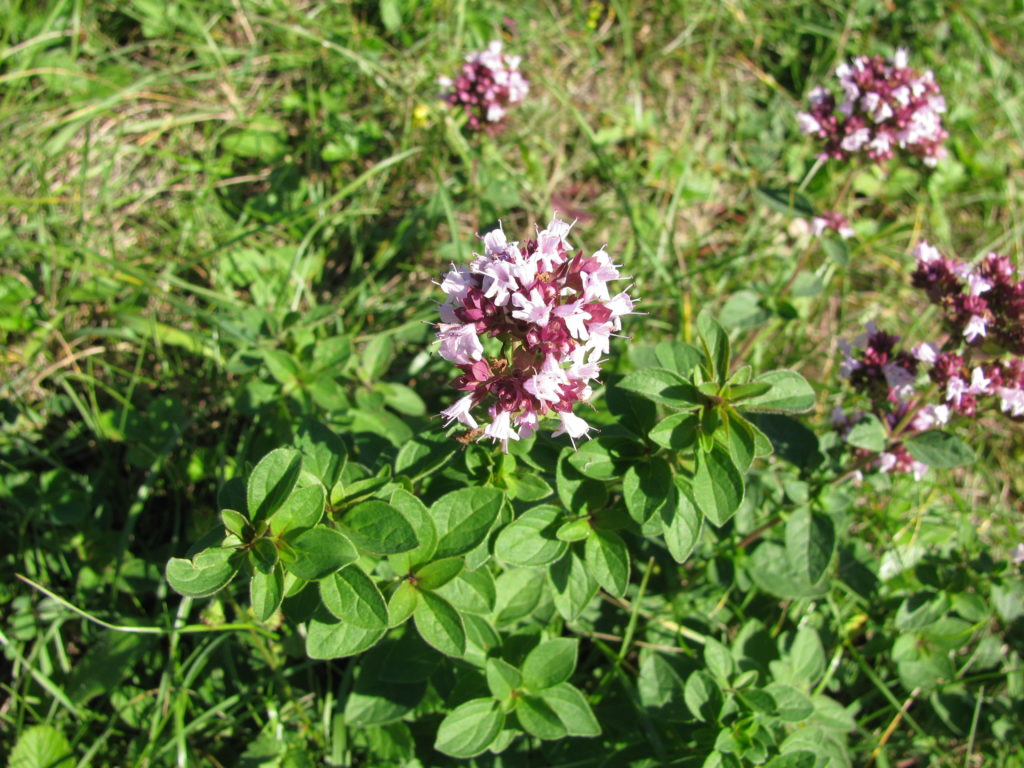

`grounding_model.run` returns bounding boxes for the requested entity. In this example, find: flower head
[798,50,947,167]
[435,216,635,450]
[439,41,529,134]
